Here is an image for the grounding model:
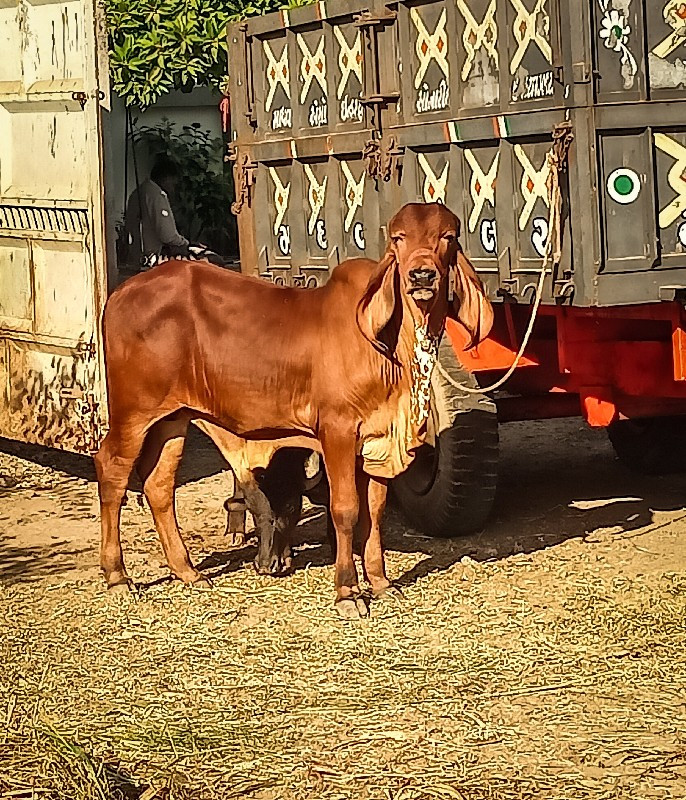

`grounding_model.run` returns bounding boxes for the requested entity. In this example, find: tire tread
[392,338,499,537]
